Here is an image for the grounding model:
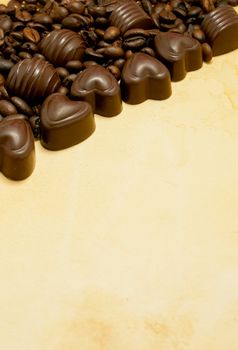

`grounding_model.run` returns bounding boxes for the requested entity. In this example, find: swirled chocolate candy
[6,58,60,103]
[0,116,35,180]
[38,29,86,66]
[120,52,171,104]
[154,32,203,82]
[201,6,238,56]
[40,93,95,150]
[71,65,122,117]
[109,0,154,34]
